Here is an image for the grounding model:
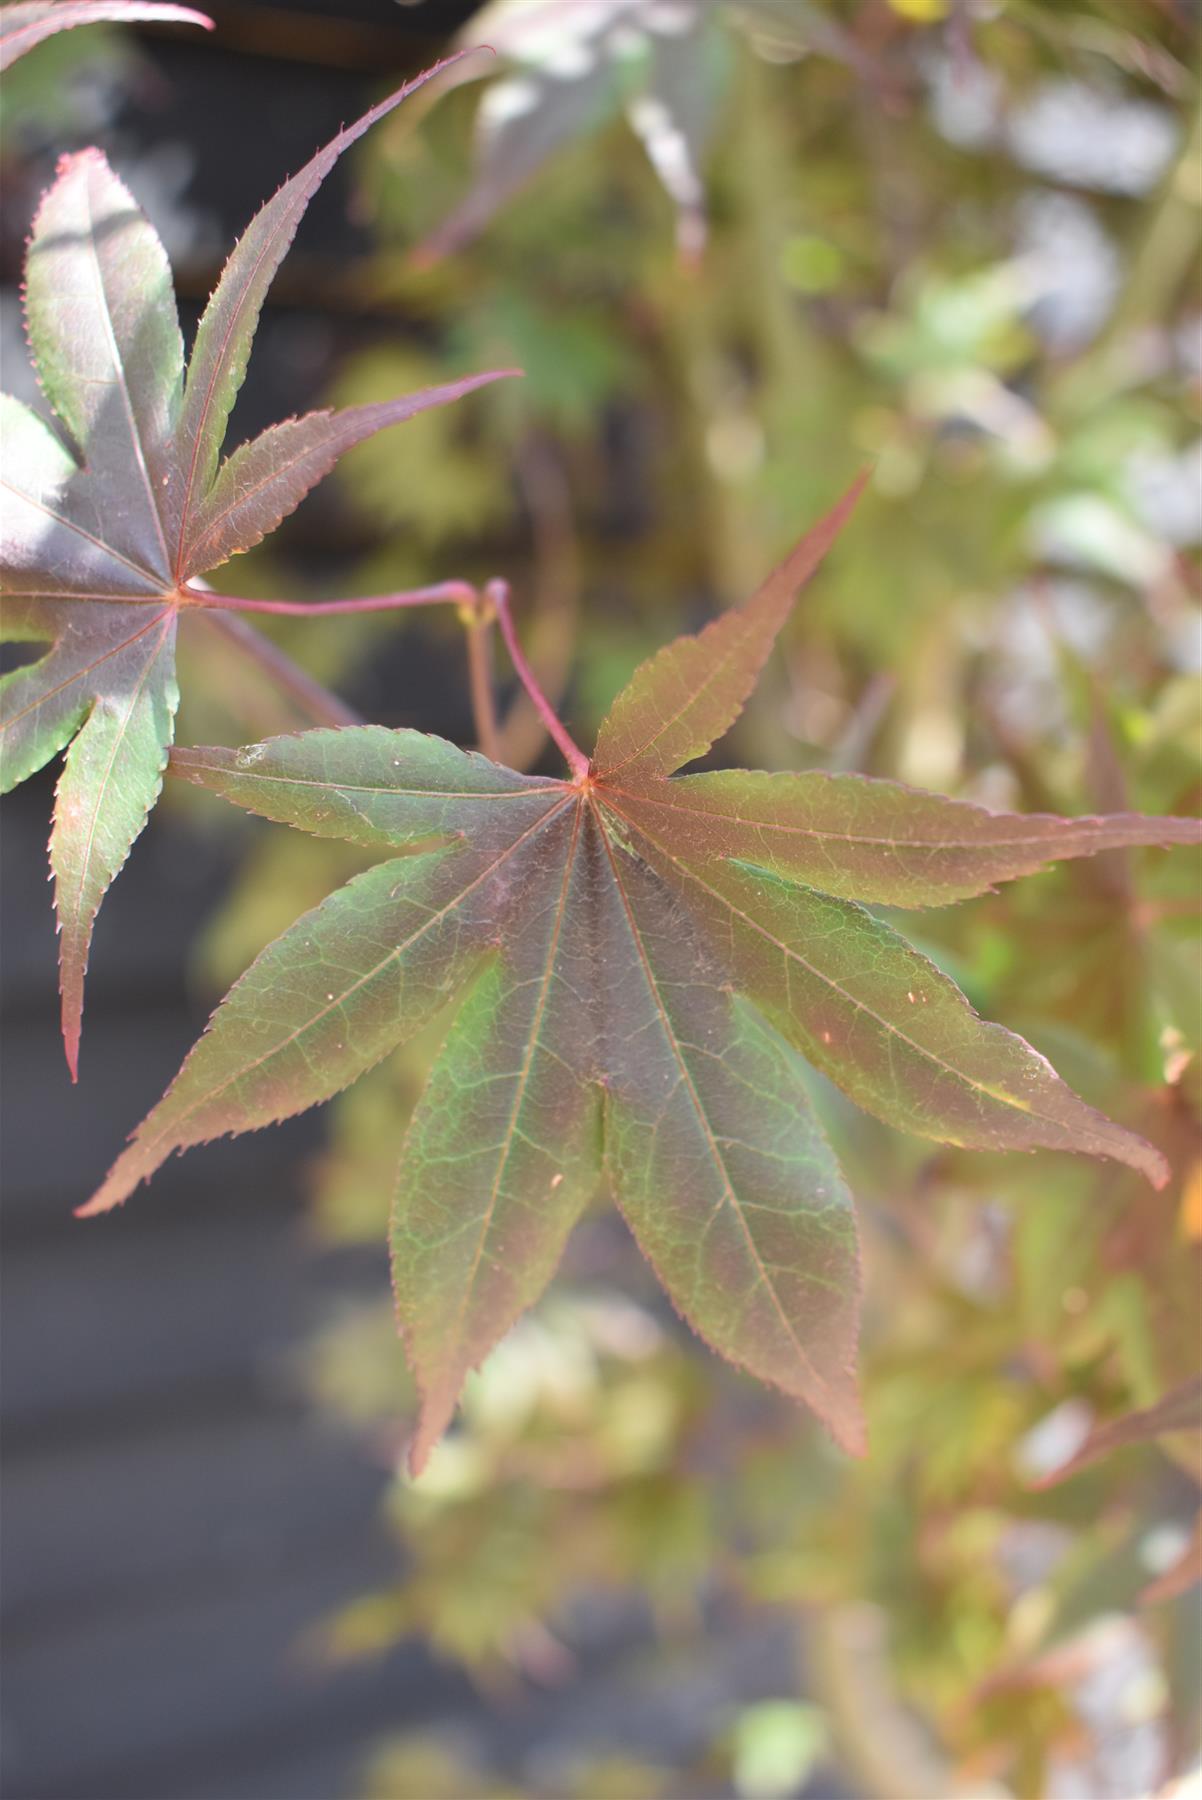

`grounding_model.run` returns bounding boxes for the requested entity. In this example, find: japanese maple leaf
[0,1,213,72]
[80,478,1200,1469]
[0,54,514,1076]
